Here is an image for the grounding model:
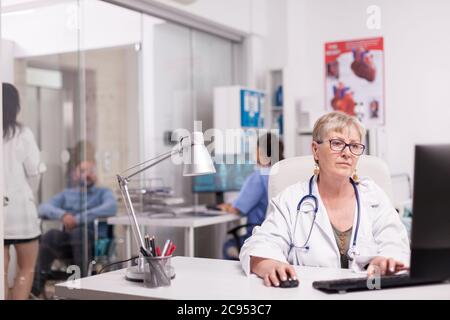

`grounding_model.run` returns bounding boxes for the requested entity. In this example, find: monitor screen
[193,161,256,193]
[410,144,450,279]
[411,144,450,249]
